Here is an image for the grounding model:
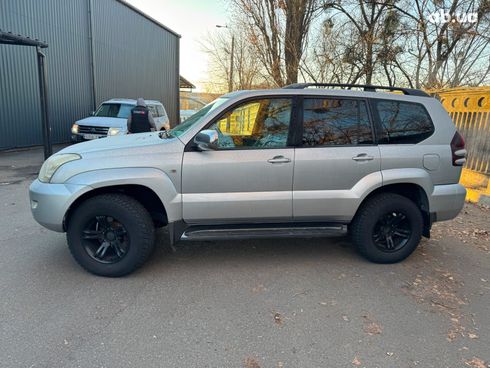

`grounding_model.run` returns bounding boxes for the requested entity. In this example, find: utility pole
[228,34,235,92]
[216,25,234,92]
